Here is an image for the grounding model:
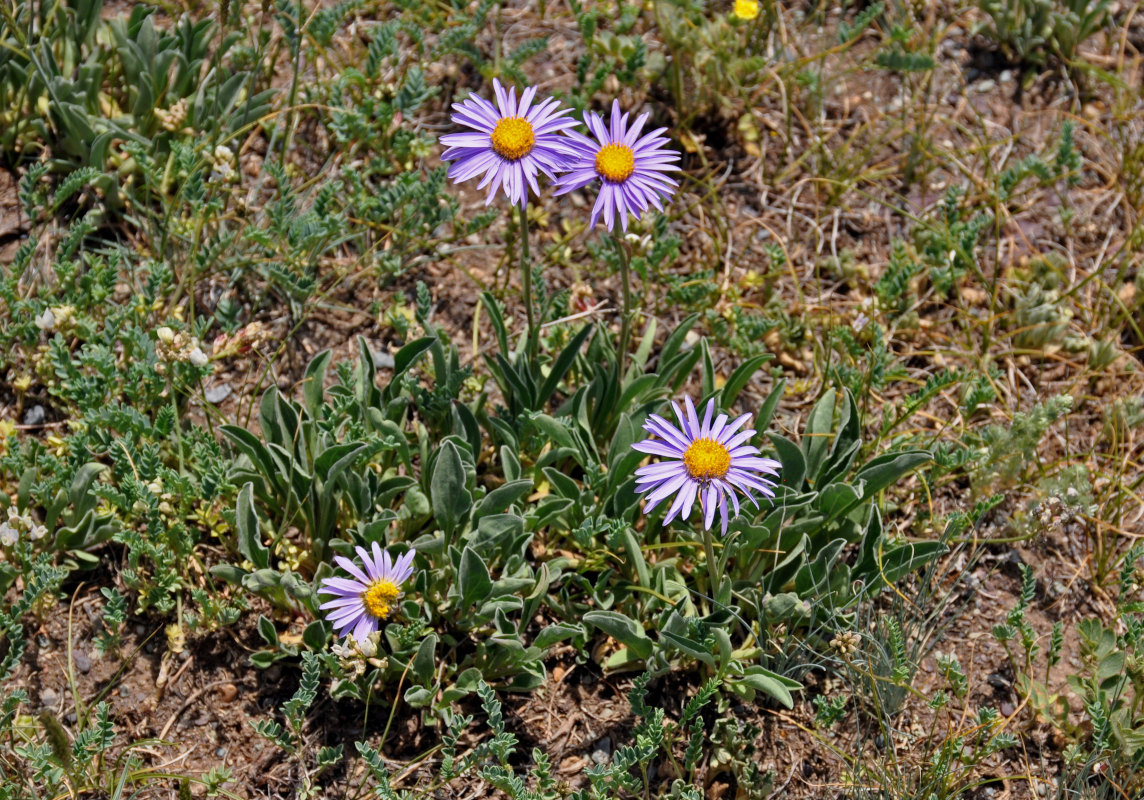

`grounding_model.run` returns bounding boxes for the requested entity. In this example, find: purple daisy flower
[553,99,681,231]
[440,78,580,207]
[318,543,416,641]
[633,398,780,535]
